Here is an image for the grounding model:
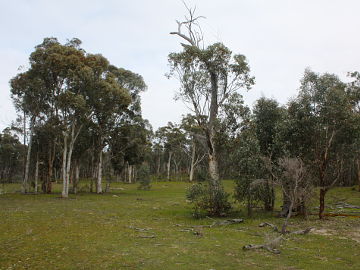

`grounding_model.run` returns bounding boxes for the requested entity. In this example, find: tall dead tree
[168,5,254,201]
